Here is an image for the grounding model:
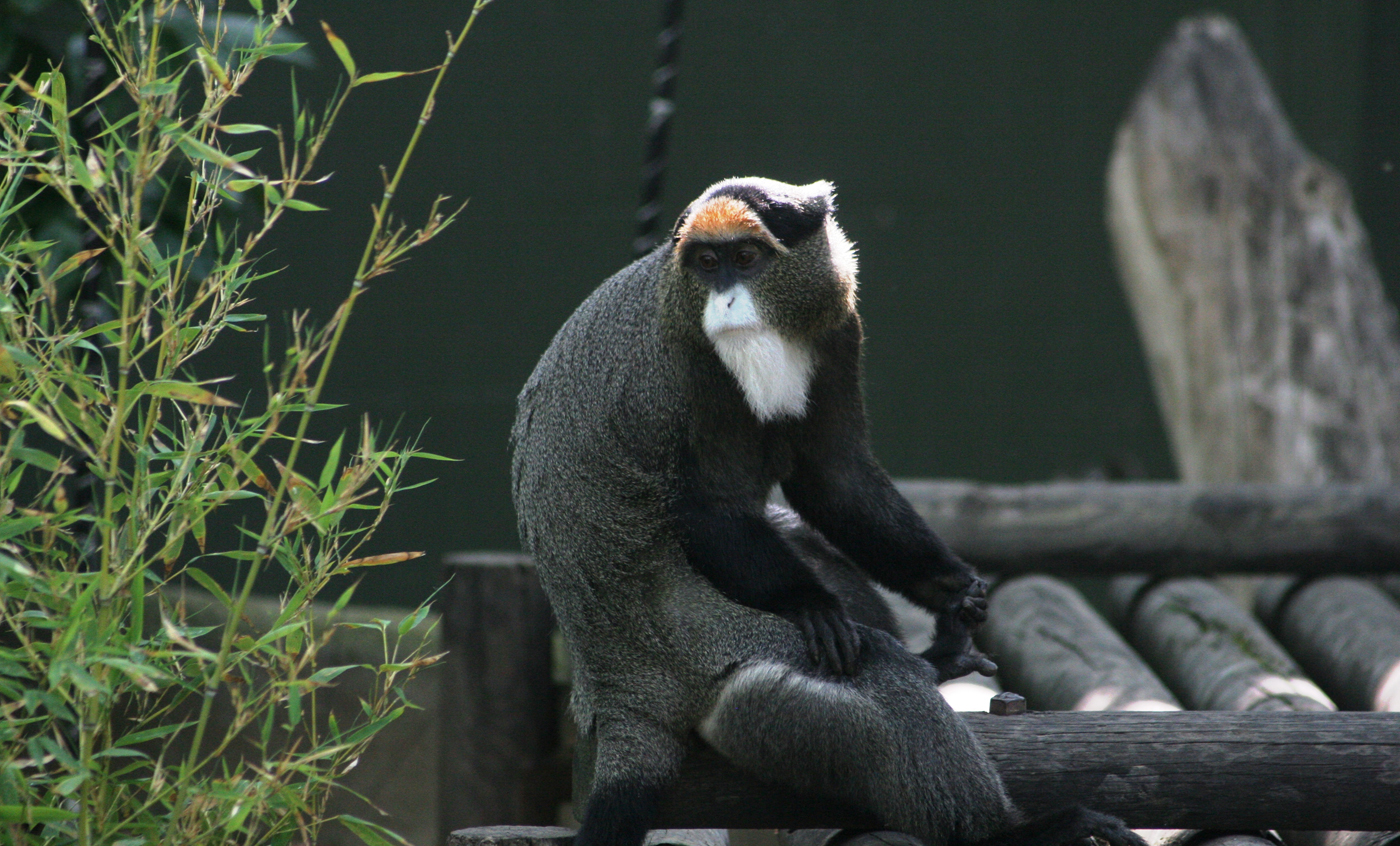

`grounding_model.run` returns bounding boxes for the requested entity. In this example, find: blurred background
[174,0,1400,606]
